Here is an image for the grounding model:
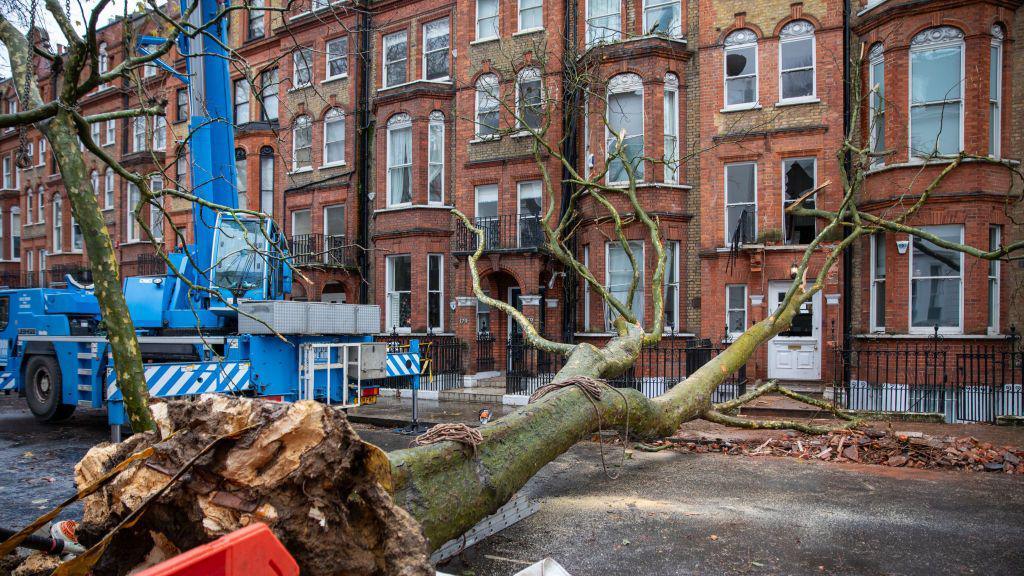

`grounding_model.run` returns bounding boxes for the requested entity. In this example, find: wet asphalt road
[2,395,1023,575]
